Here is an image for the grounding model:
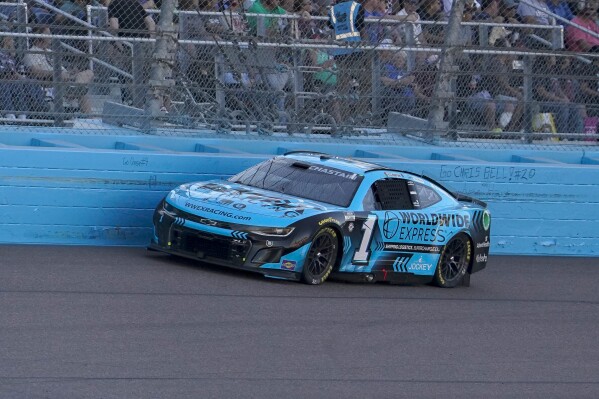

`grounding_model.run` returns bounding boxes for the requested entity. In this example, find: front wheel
[433,233,472,288]
[301,227,339,285]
